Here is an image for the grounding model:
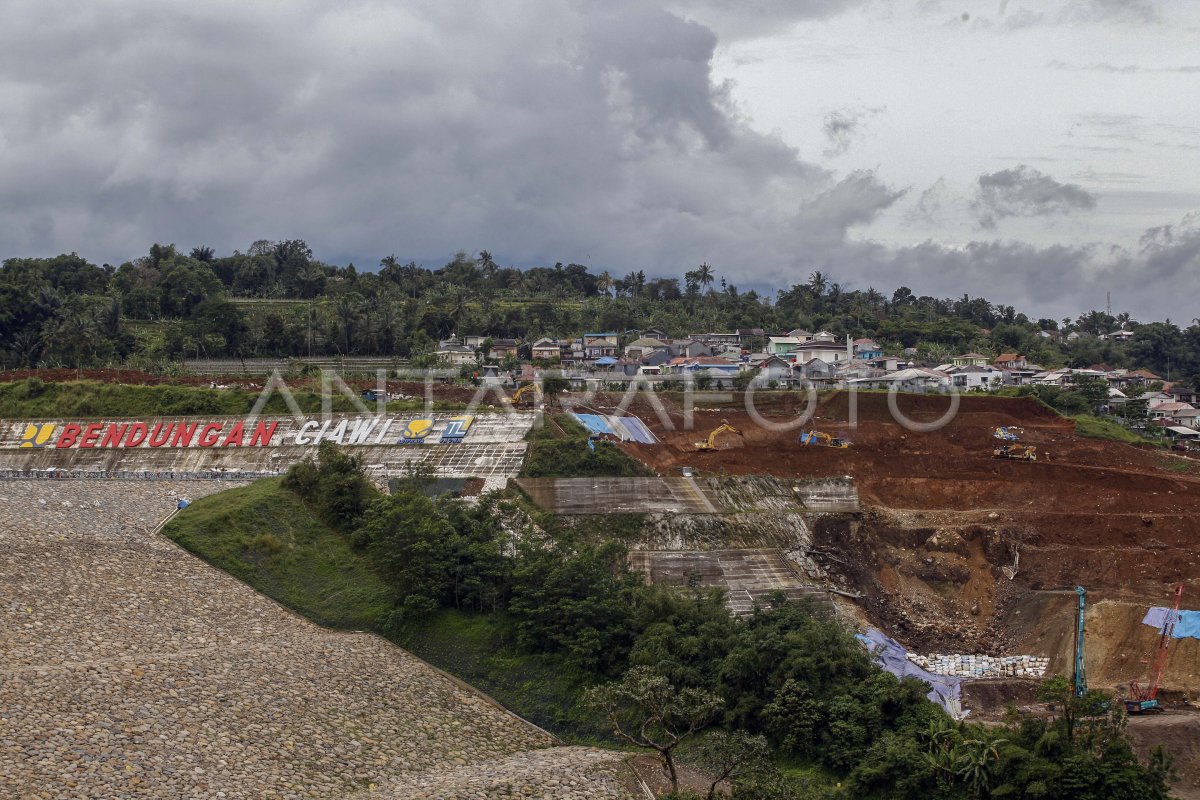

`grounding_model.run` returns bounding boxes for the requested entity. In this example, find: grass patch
[393,610,604,741]
[1069,414,1151,444]
[521,413,657,478]
[0,377,457,418]
[162,478,605,741]
[162,478,393,628]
